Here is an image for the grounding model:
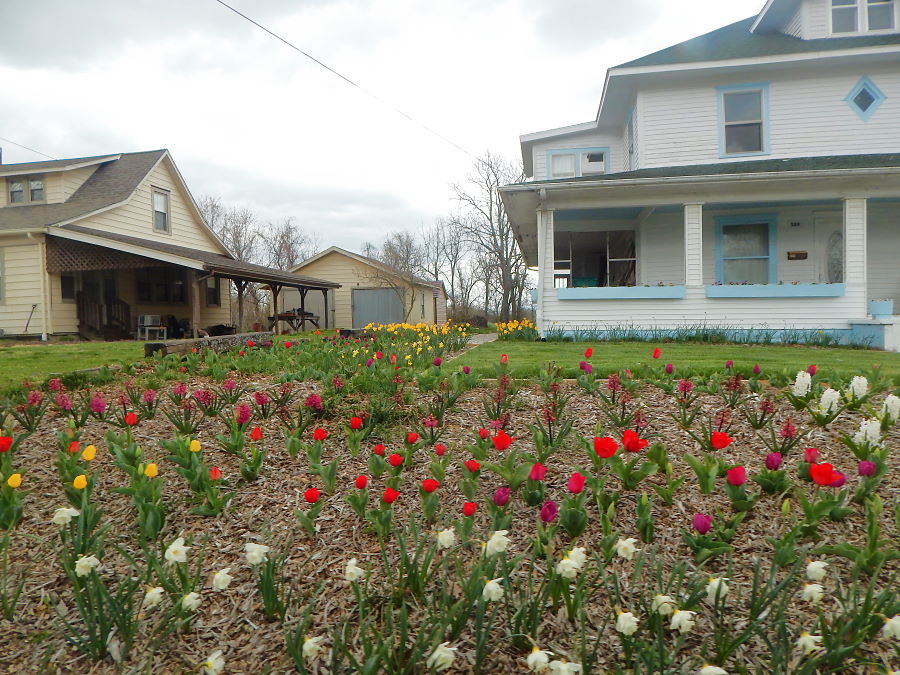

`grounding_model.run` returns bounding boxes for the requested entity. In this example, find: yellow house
[282,246,447,330]
[0,150,338,339]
